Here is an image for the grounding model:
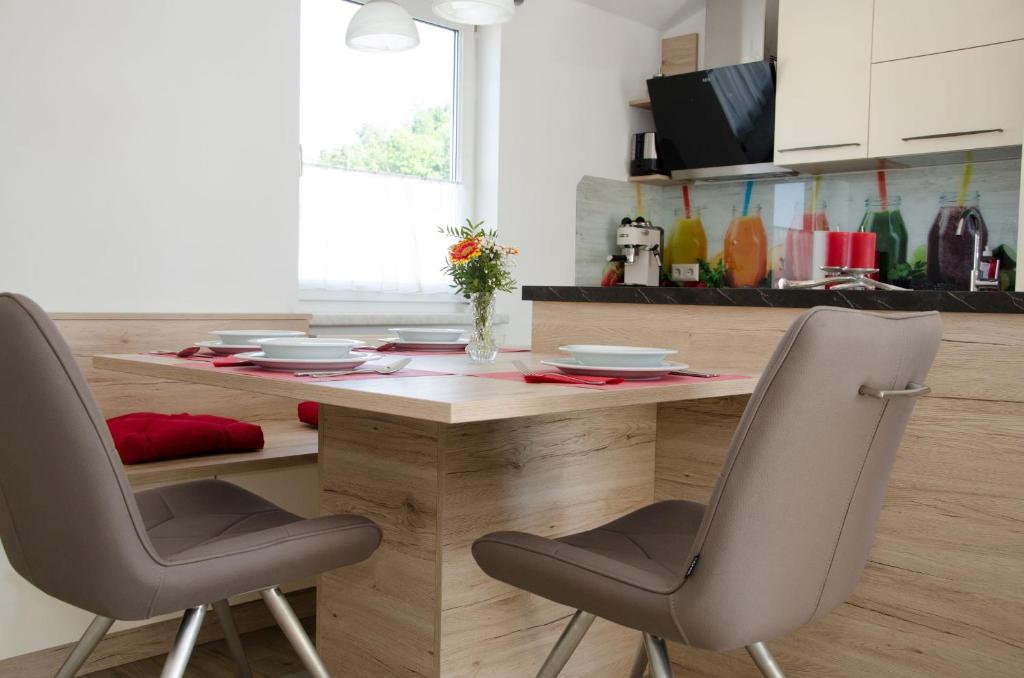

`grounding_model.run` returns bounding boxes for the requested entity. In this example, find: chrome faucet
[956,208,999,292]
